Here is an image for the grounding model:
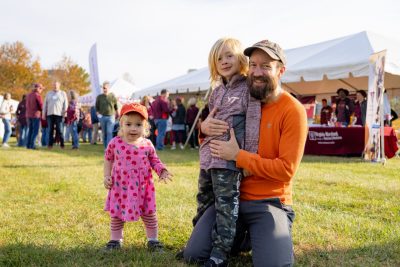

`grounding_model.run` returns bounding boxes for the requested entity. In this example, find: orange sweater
[236,91,308,205]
